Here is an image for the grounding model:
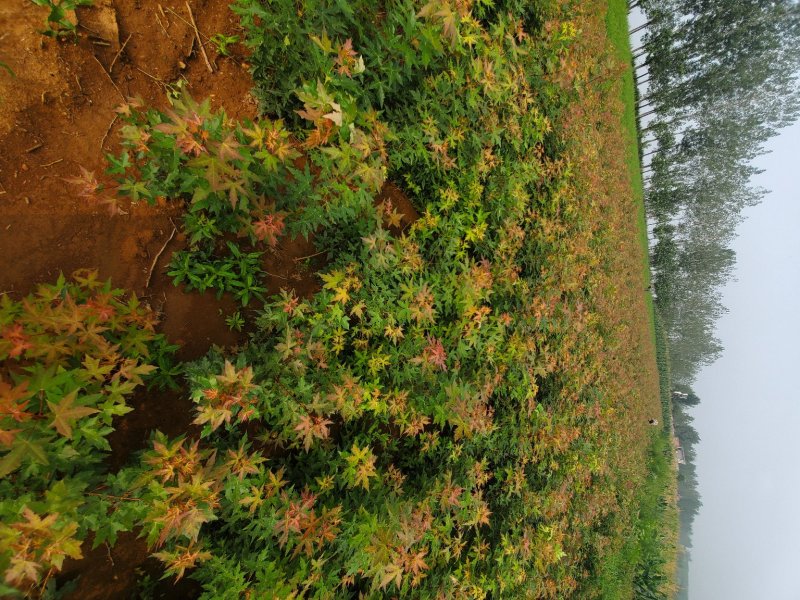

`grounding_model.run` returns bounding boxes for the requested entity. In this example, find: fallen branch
[89,52,125,100]
[109,33,132,73]
[145,225,177,288]
[100,115,118,149]
[185,2,213,73]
